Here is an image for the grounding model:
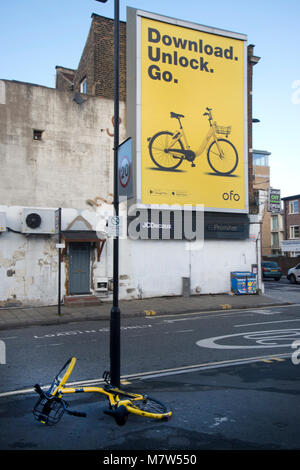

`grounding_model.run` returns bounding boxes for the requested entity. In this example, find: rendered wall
[0,80,126,209]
